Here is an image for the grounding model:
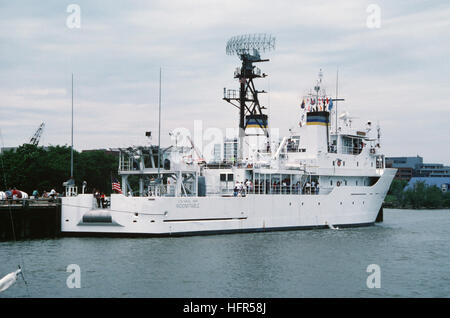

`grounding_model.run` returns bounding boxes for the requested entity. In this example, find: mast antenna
[157,67,162,182]
[71,73,74,179]
[335,68,338,136]
[223,33,276,161]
